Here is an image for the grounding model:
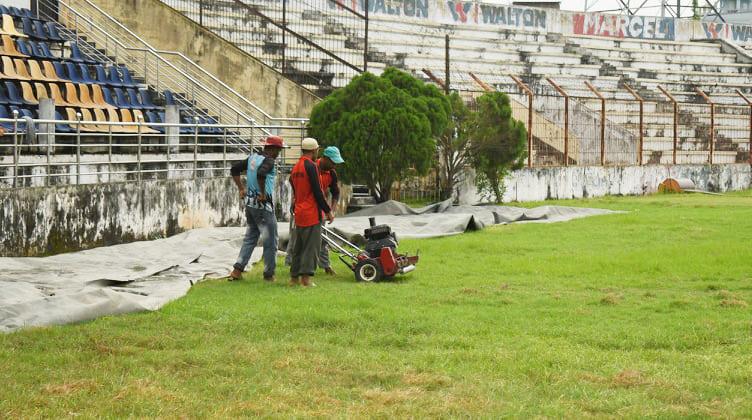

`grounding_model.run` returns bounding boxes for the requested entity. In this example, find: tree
[437,92,472,200]
[308,67,450,202]
[469,92,527,203]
